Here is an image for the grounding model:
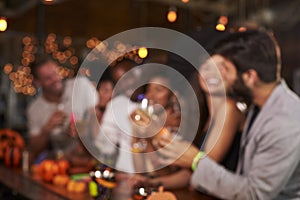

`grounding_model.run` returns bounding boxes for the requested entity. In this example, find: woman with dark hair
[194,54,249,172]
[128,54,249,189]
[129,74,191,189]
